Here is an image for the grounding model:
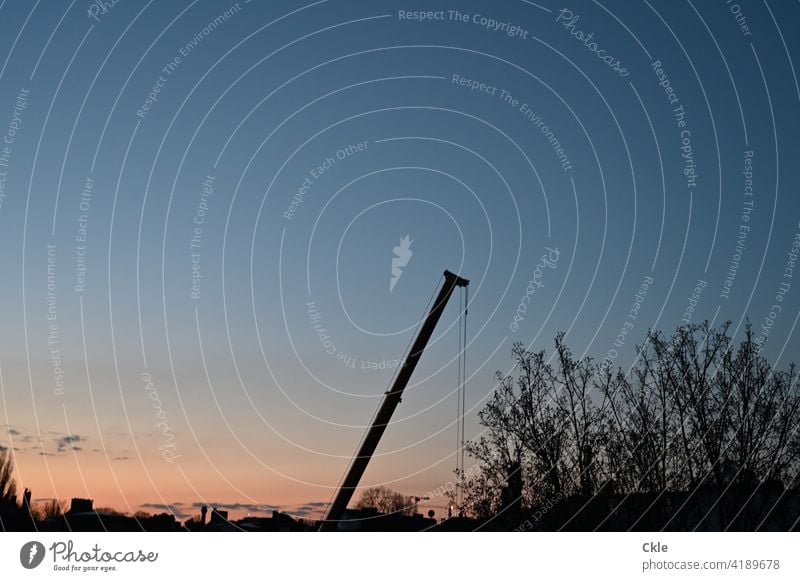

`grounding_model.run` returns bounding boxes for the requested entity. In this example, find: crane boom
[319,270,469,531]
